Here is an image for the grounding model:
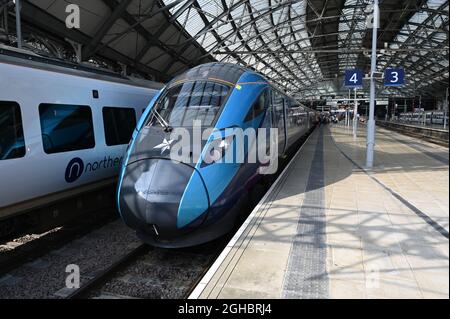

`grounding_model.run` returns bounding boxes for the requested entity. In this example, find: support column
[444,87,448,130]
[15,0,22,48]
[366,0,379,168]
[353,88,358,137]
[1,4,9,33]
